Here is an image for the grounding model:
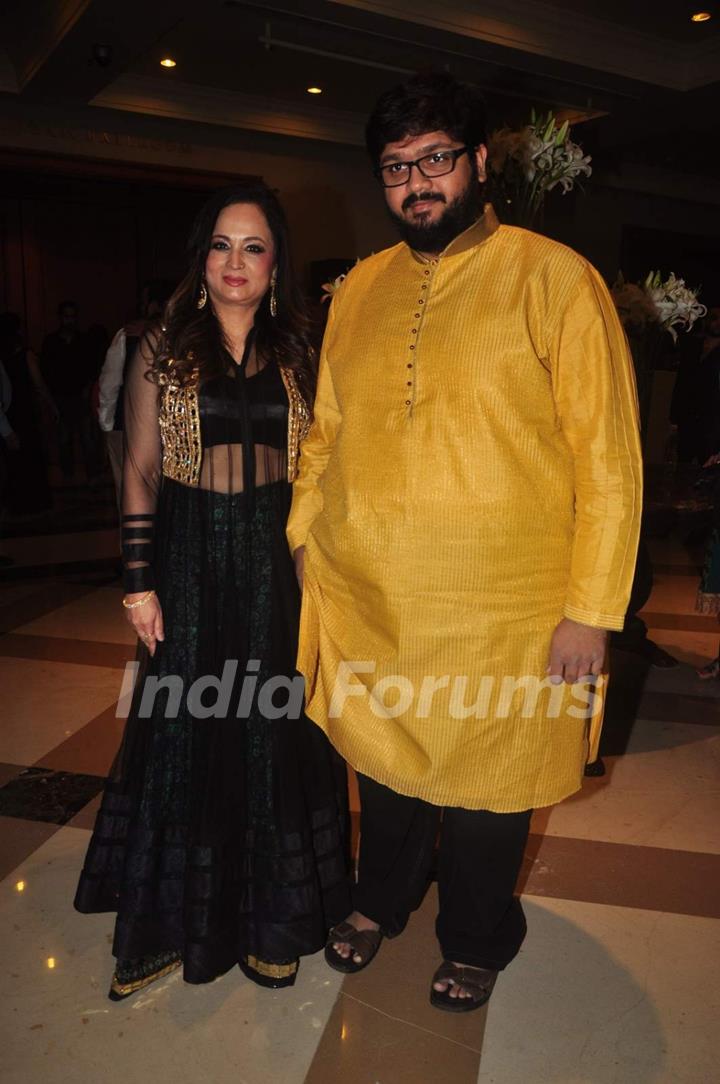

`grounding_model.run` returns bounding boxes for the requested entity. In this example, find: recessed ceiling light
[691,12,712,21]
[307,86,322,95]
[160,57,177,68]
